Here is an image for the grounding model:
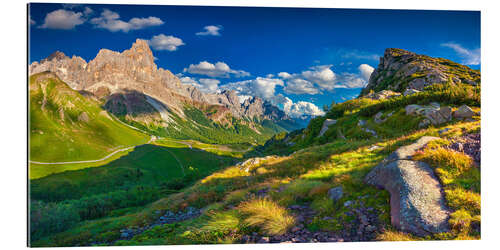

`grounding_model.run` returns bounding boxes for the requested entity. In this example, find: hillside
[29,72,149,162]
[29,48,481,246]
